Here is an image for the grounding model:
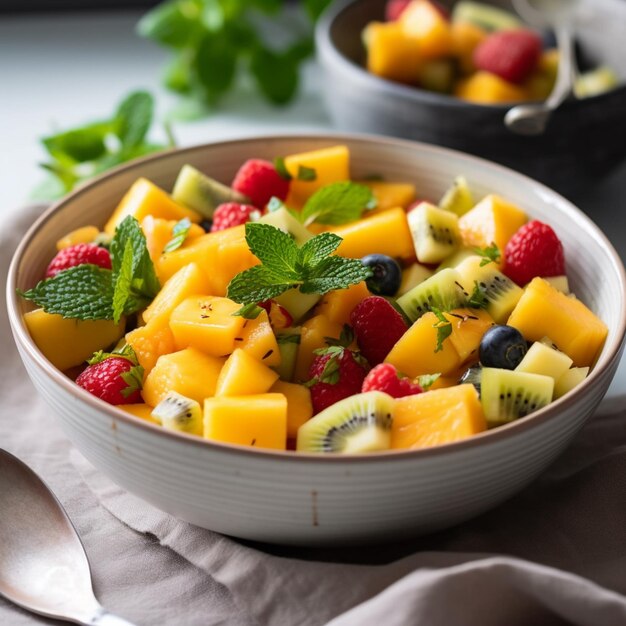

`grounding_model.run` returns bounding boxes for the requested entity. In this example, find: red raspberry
[45,243,111,278]
[473,29,542,84]
[231,159,290,209]
[350,296,409,366]
[211,203,261,232]
[504,220,566,286]
[362,363,422,398]
[76,356,143,405]
[385,0,411,20]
